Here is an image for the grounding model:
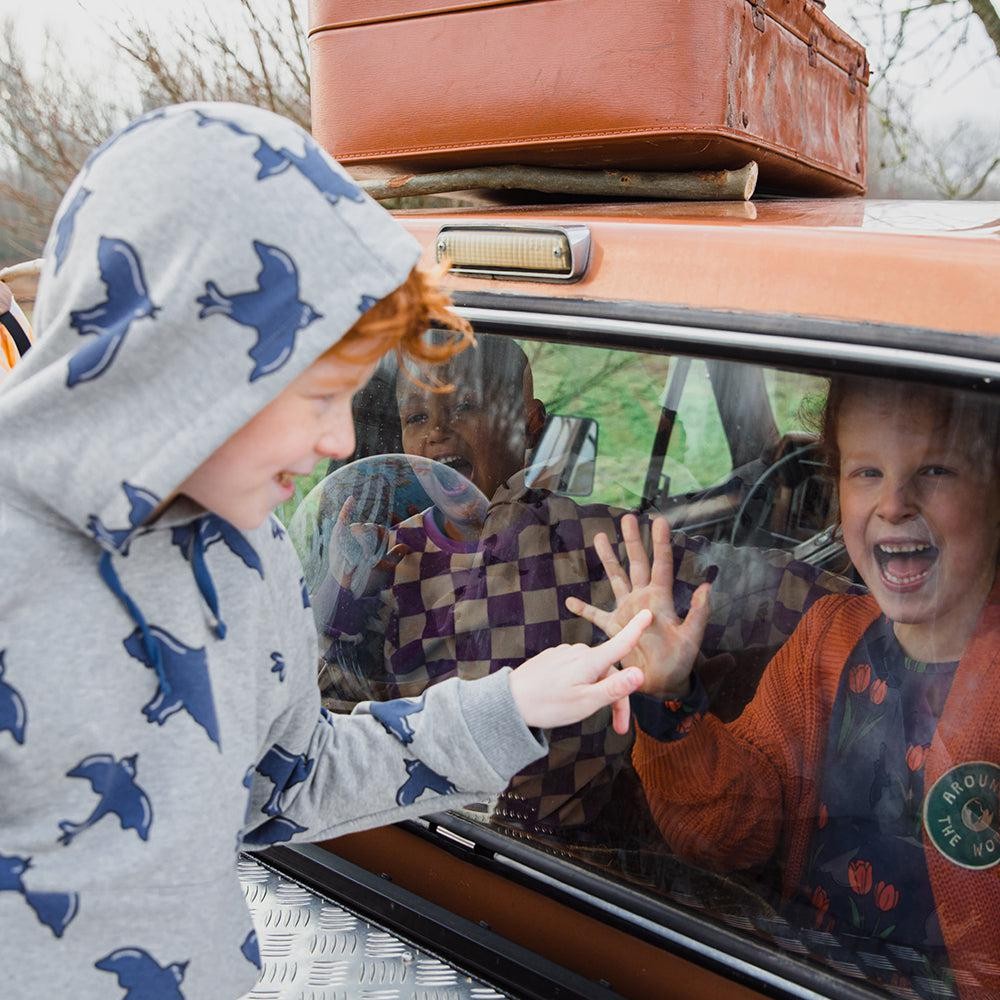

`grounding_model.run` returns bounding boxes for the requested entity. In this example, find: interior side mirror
[525,414,598,496]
